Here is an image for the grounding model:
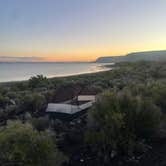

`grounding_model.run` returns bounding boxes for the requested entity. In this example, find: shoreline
[0,64,113,85]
